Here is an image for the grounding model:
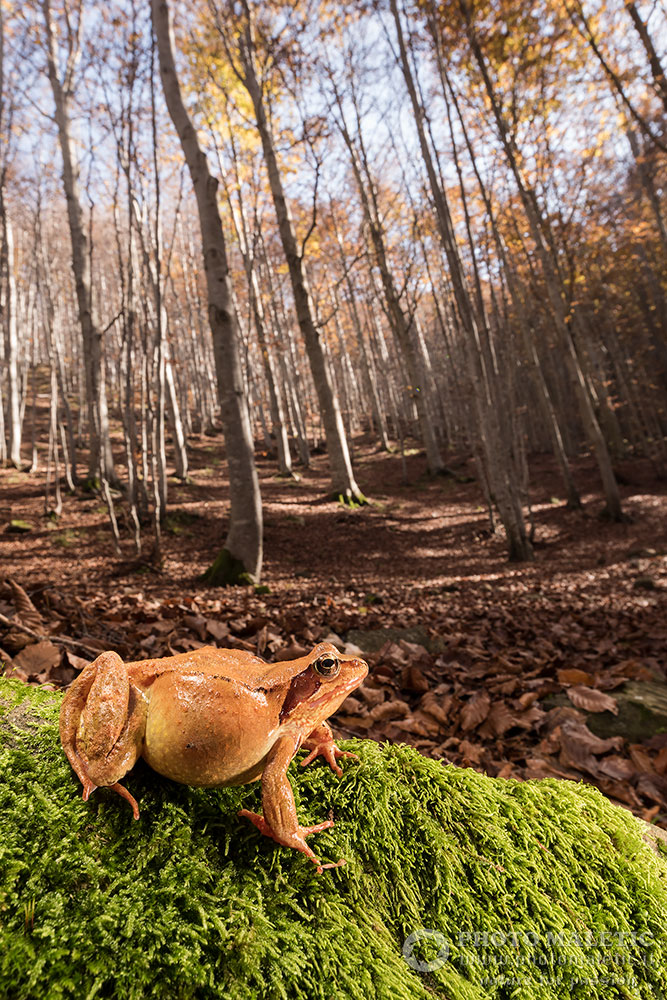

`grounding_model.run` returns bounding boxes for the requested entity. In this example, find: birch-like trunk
[152,0,262,583]
[41,0,113,484]
[234,23,364,503]
[0,206,20,467]
[458,0,624,521]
